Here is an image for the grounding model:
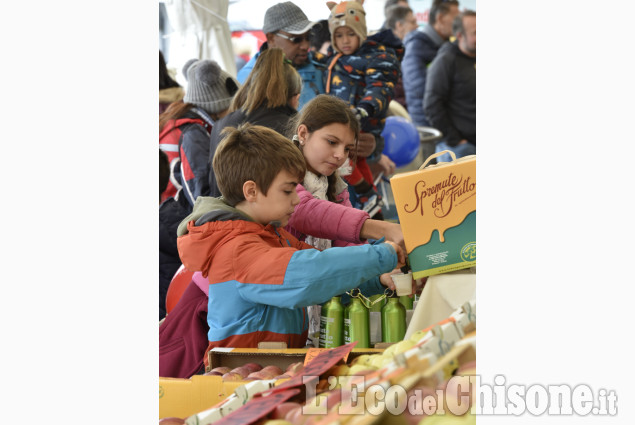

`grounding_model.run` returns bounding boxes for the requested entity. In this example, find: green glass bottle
[319,296,344,348]
[344,296,371,348]
[399,295,414,310]
[381,295,407,343]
